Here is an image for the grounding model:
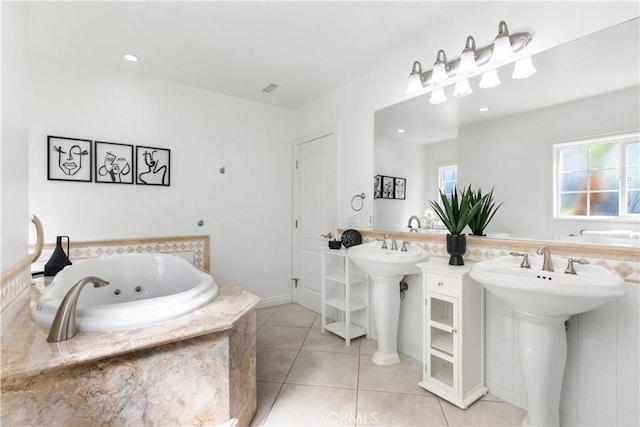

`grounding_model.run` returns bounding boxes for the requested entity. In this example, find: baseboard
[257,294,292,309]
